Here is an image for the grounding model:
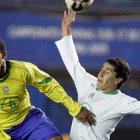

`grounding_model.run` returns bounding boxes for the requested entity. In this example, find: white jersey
[55,35,140,140]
